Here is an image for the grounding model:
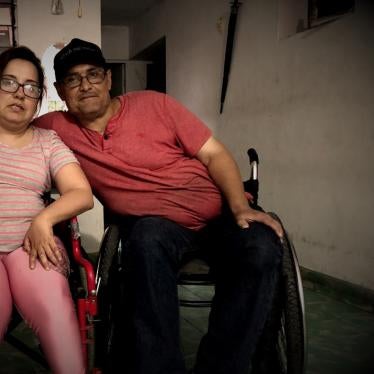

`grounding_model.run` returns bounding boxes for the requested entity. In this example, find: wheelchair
[94,148,307,374]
